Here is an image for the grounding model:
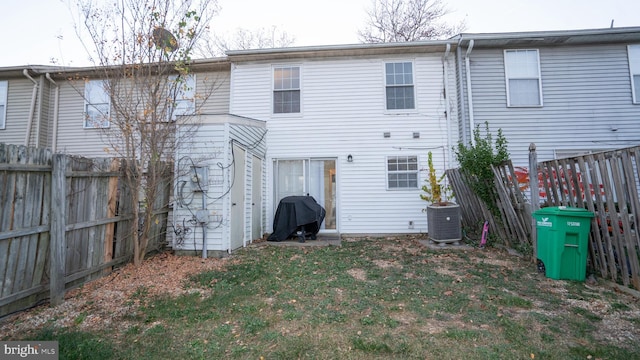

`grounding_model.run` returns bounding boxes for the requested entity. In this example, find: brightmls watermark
[1,341,58,359]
